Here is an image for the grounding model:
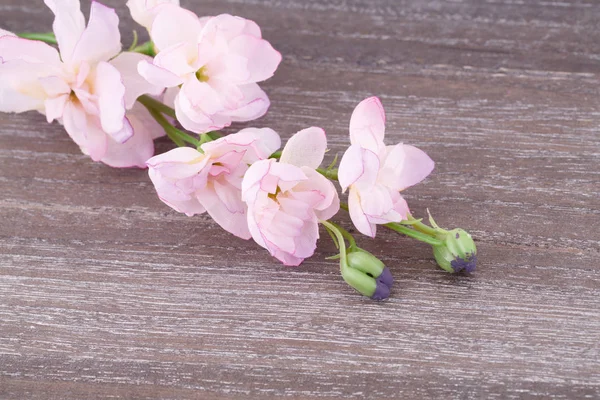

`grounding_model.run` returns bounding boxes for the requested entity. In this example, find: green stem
[406,214,439,237]
[317,167,338,181]
[327,221,357,251]
[270,150,282,159]
[138,95,176,119]
[340,203,442,246]
[320,220,348,267]
[17,32,57,44]
[130,41,155,57]
[384,222,443,246]
[146,108,186,147]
